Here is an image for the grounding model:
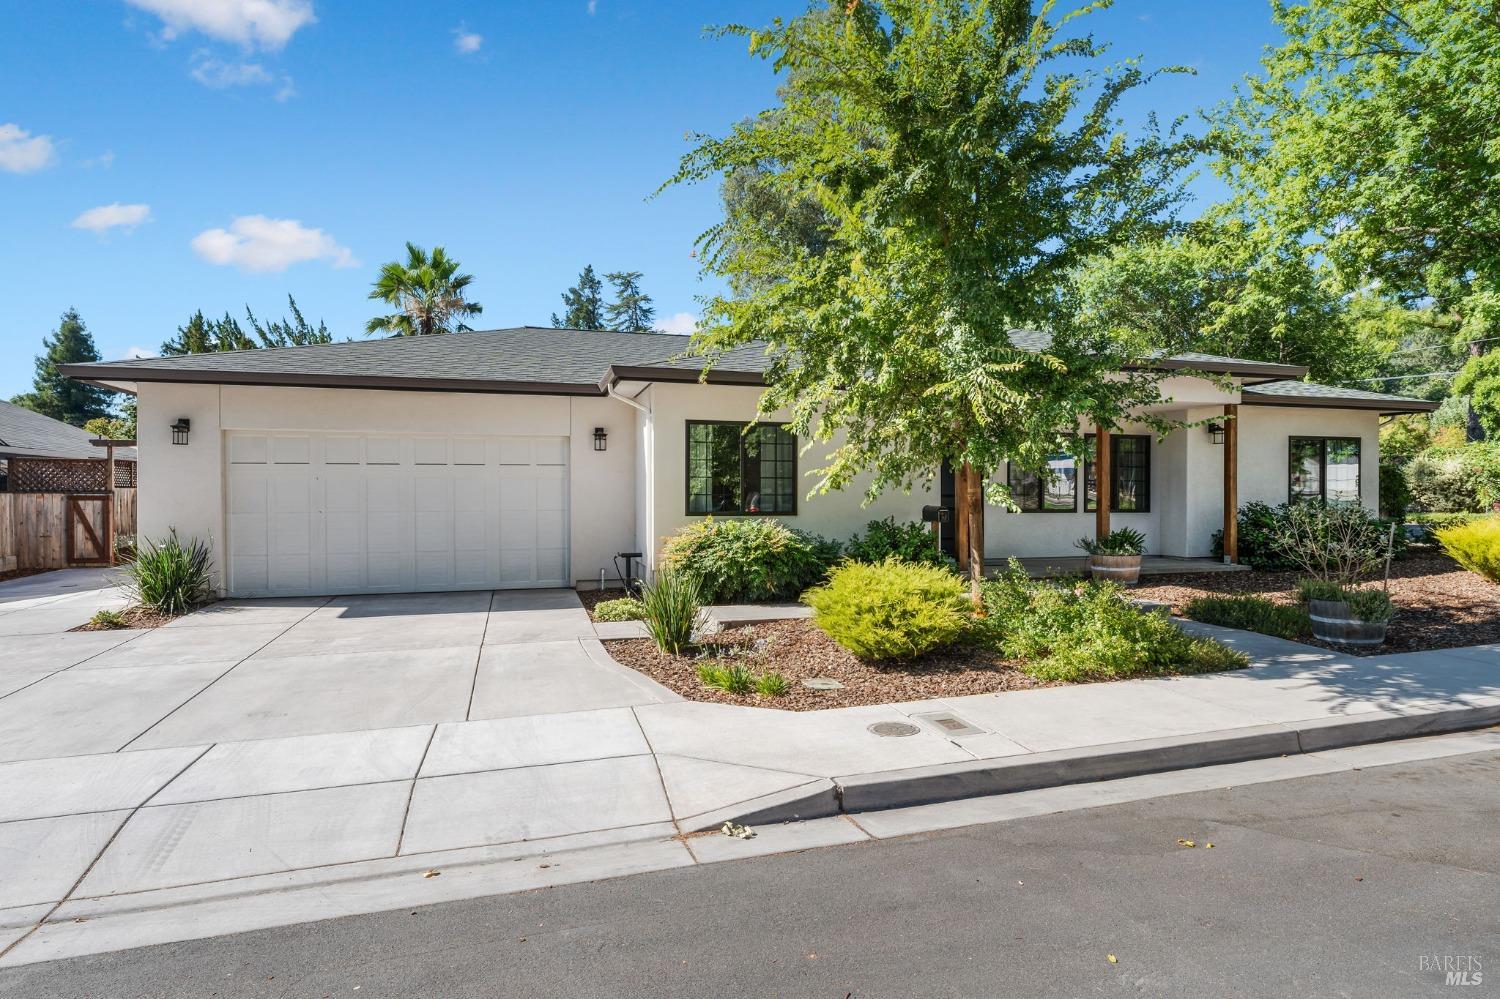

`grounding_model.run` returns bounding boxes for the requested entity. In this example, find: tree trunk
[954,461,970,573]
[963,463,985,610]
